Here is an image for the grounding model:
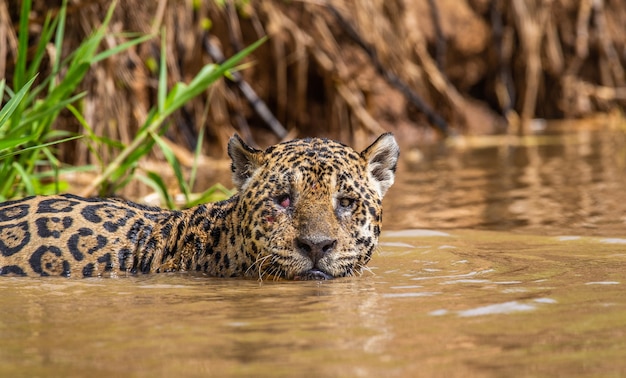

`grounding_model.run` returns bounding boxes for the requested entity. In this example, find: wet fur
[0,134,399,280]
